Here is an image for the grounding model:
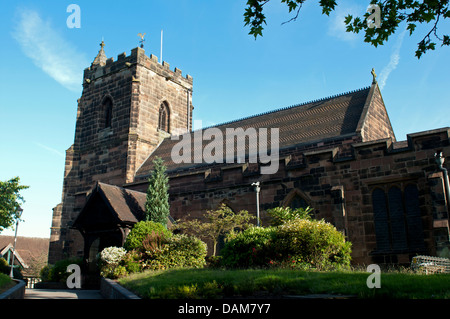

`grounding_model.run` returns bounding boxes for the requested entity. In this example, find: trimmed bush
[266,206,313,226]
[144,234,207,270]
[220,226,277,268]
[124,220,171,251]
[221,219,352,270]
[274,219,352,269]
